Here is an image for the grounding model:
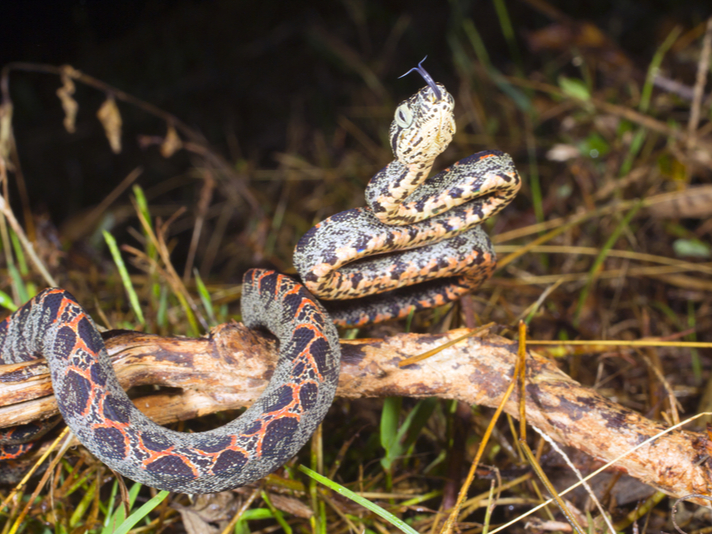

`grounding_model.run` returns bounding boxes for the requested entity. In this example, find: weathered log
[0,322,710,502]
